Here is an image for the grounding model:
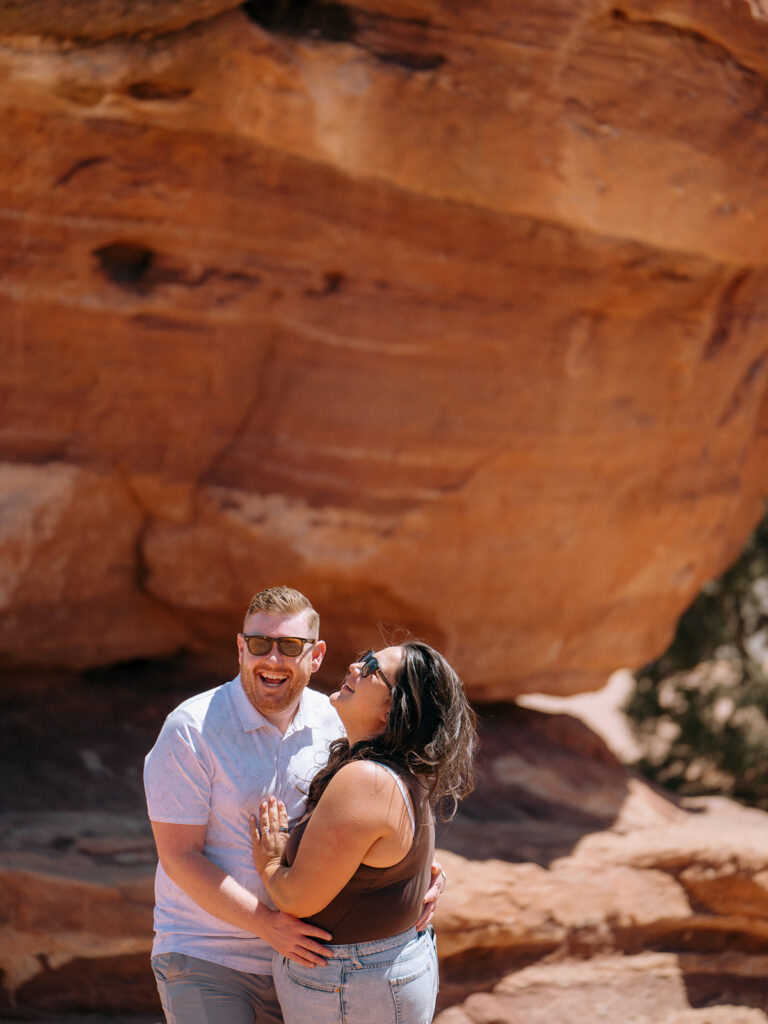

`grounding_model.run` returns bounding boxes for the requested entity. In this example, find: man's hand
[261,907,331,967]
[415,859,446,931]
